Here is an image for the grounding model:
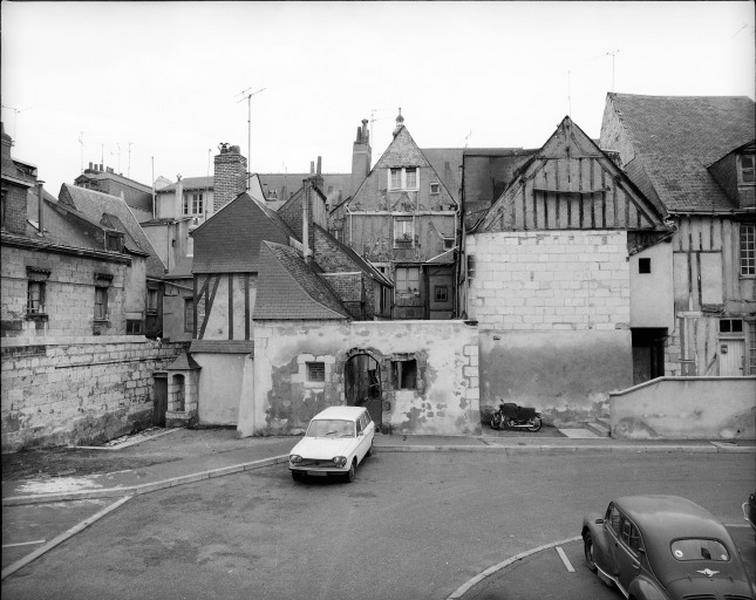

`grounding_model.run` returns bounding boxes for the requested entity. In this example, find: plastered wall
[243,319,480,437]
